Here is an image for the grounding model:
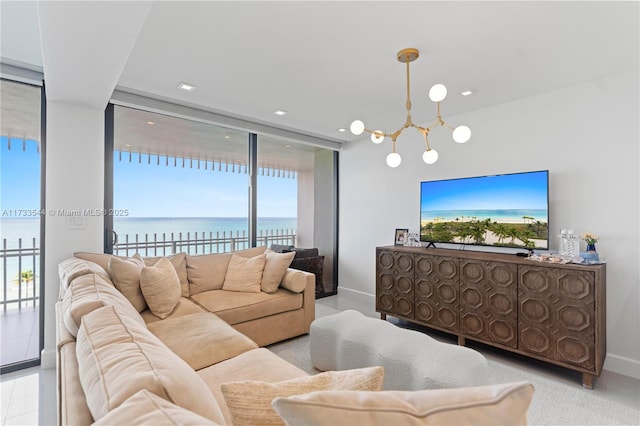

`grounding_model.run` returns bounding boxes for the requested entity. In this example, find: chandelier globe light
[350,48,471,167]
